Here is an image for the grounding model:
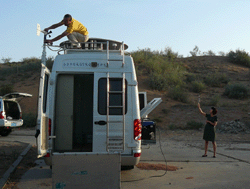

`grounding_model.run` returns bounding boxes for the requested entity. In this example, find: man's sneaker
[76,43,82,49]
